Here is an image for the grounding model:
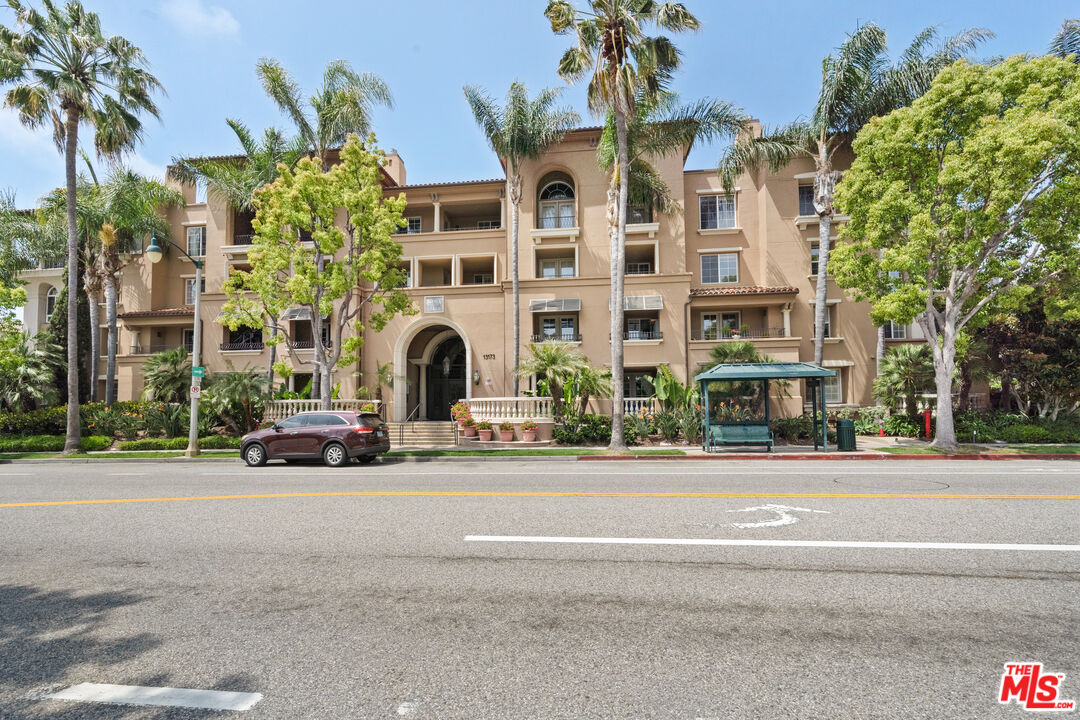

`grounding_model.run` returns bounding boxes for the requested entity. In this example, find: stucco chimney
[383,149,406,186]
